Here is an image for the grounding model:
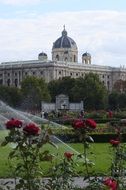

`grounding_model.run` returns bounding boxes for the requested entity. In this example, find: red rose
[111,180,118,190]
[72,119,85,129]
[103,178,117,190]
[6,118,22,129]
[85,119,97,129]
[23,123,40,136]
[64,152,74,160]
[108,111,113,118]
[110,139,120,147]
[103,178,113,186]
